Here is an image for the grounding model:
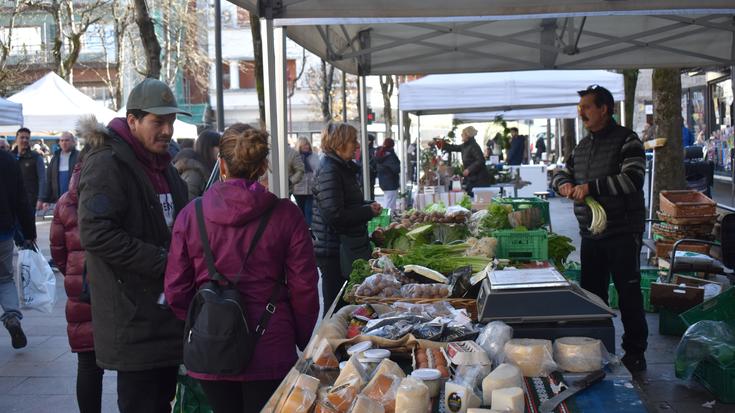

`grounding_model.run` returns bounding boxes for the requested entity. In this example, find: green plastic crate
[492,229,548,261]
[681,287,735,328]
[367,209,391,234]
[496,197,551,227]
[659,308,688,336]
[694,359,735,403]
[608,284,655,312]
